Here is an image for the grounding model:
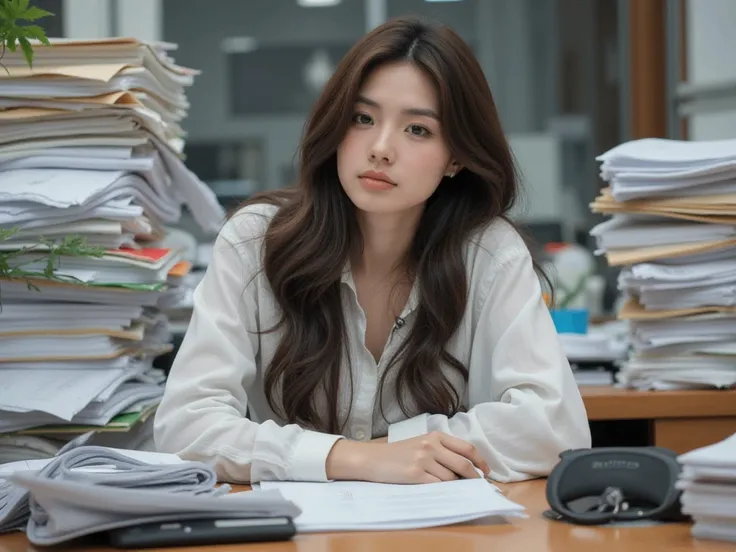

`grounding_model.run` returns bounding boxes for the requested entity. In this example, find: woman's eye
[353,113,373,125]
[407,124,430,137]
